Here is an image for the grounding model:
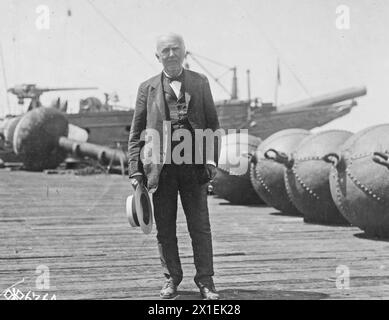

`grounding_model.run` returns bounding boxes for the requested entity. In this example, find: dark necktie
[165,72,184,83]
